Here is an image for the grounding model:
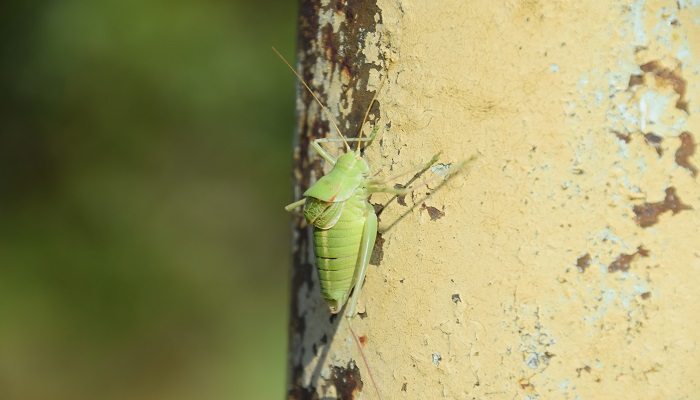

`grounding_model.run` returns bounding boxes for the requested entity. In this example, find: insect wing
[303,198,344,229]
